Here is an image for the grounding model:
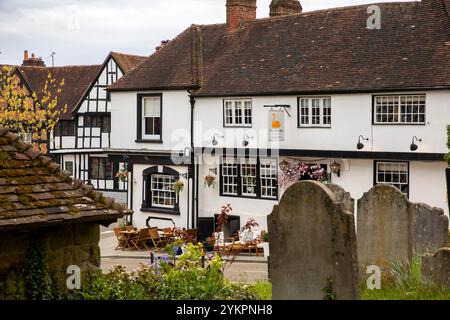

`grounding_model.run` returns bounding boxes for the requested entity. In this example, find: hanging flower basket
[204,175,216,188]
[173,180,185,196]
[115,167,128,182]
